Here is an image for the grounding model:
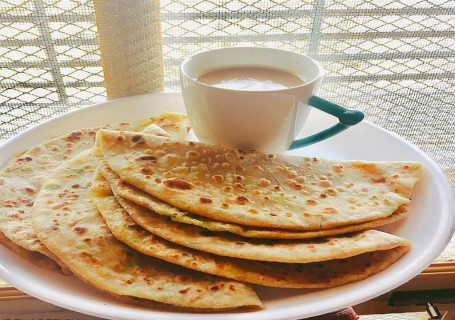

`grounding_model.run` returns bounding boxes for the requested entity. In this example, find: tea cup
[180,47,364,153]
